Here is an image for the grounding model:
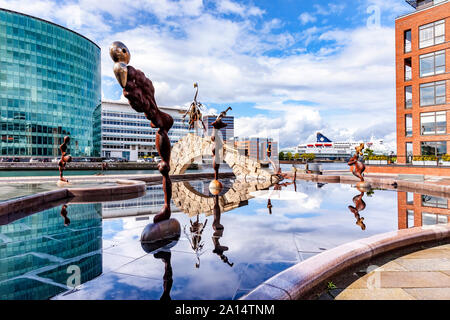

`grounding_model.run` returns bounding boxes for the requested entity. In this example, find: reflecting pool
[0,178,448,300]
